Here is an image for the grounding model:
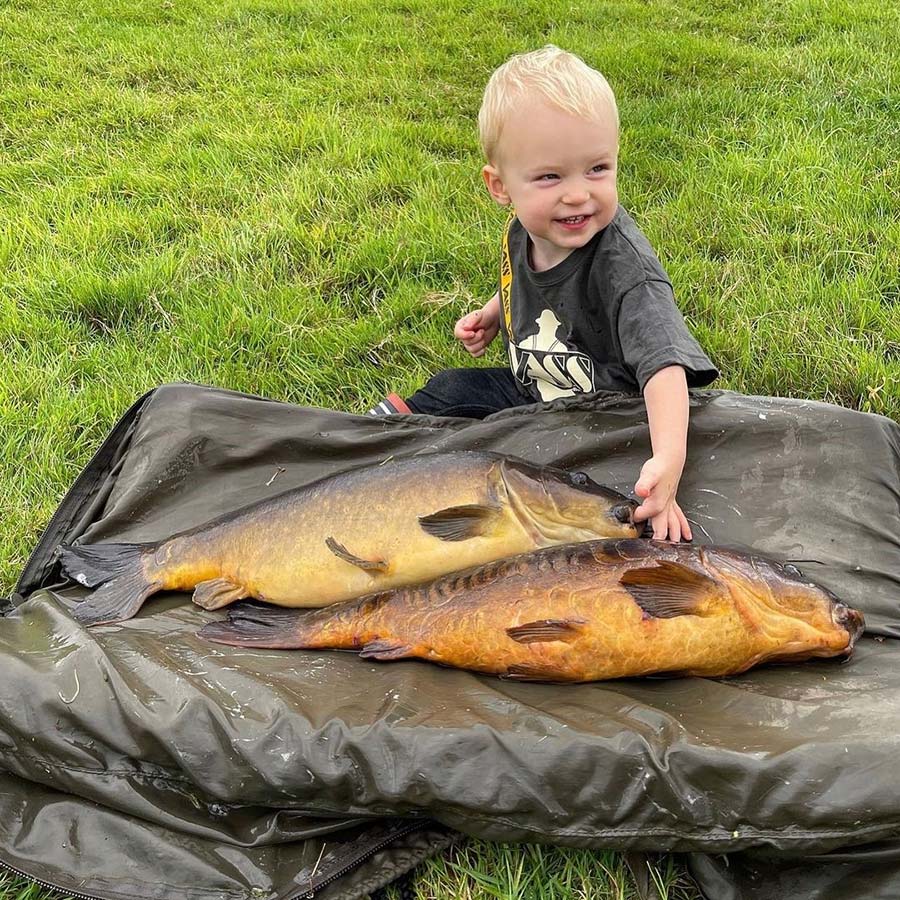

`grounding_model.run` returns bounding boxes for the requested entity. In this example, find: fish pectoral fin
[359,639,413,661]
[505,619,587,644]
[620,561,721,619]
[325,537,389,573]
[192,578,250,611]
[418,504,502,542]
